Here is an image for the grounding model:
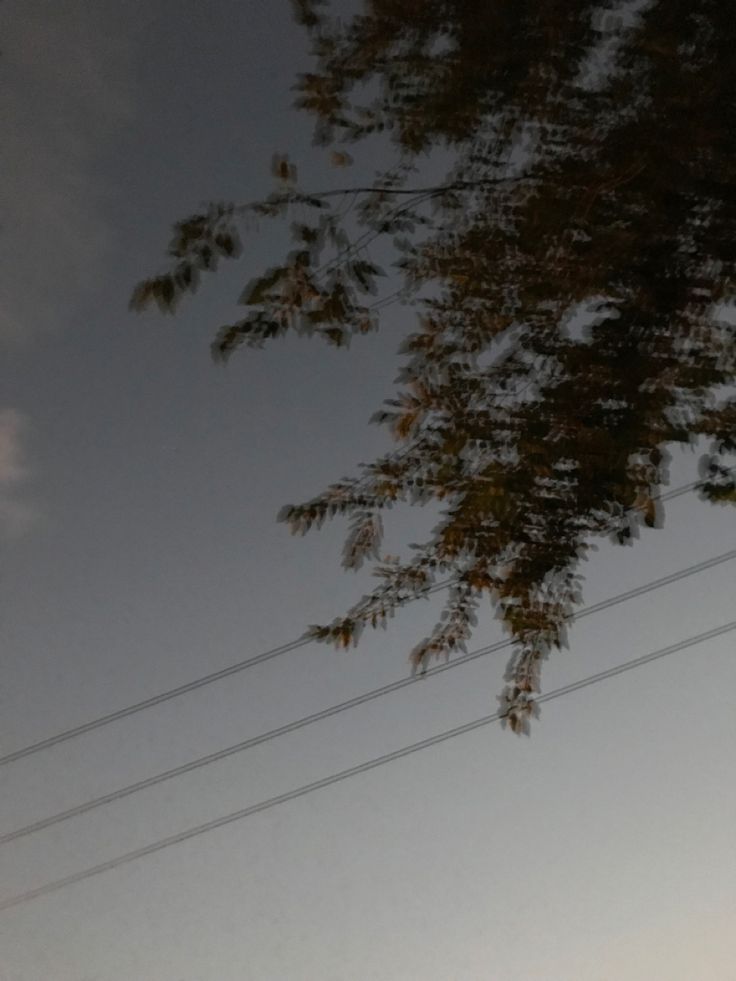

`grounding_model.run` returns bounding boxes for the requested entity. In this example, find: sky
[0,2,734,979]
